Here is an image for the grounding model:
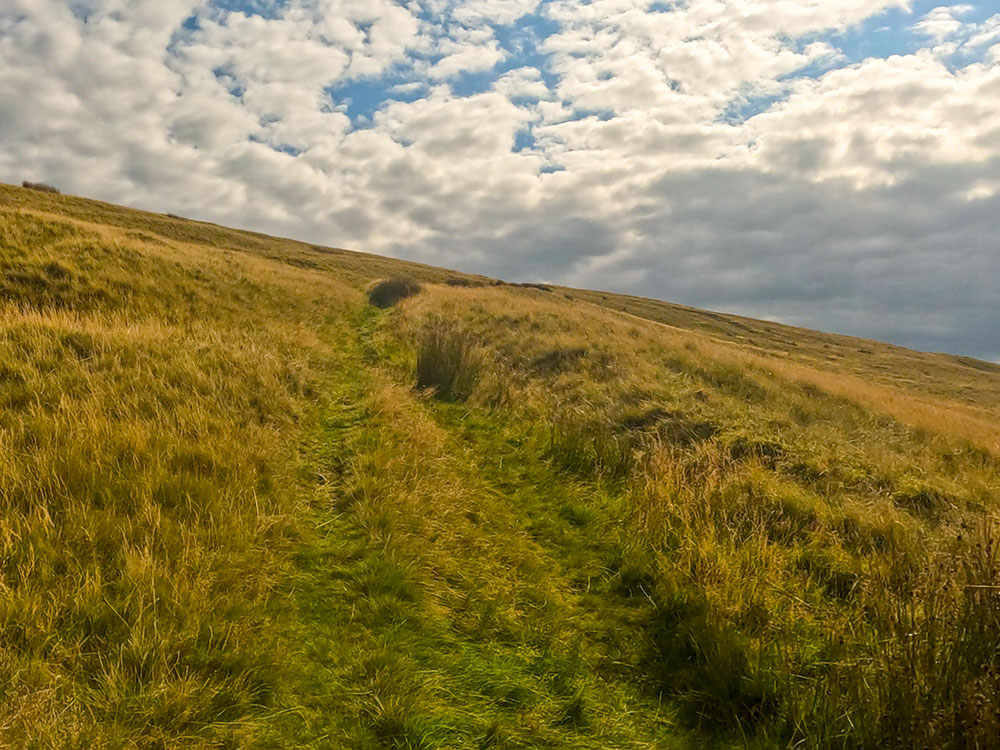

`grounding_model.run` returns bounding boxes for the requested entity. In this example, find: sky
[2,1,999,360]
